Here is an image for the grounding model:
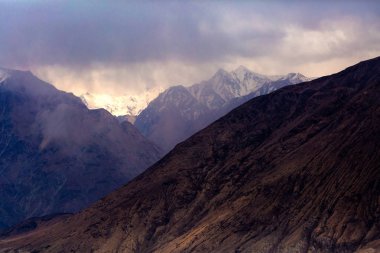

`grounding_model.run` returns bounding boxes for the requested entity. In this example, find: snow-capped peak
[213,68,230,78]
[232,65,251,80]
[234,65,251,74]
[281,72,312,84]
[287,72,303,79]
[80,66,312,117]
[81,86,164,116]
[231,66,270,81]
